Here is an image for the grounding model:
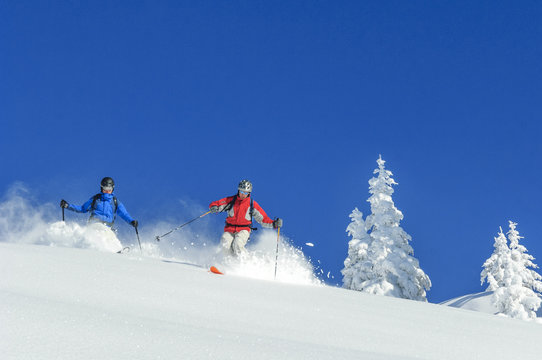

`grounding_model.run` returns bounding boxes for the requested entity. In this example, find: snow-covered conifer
[342,208,372,290]
[507,221,542,294]
[342,156,431,301]
[486,221,542,320]
[480,227,509,291]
